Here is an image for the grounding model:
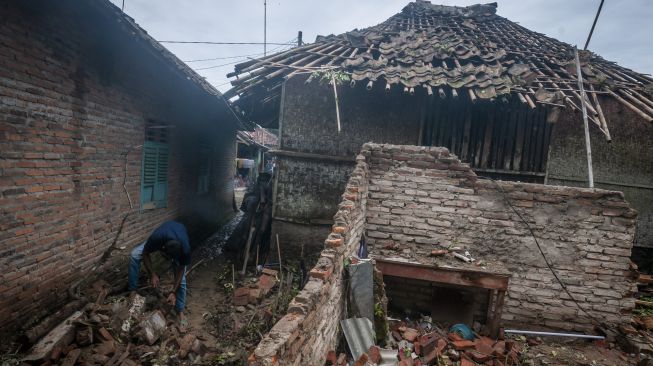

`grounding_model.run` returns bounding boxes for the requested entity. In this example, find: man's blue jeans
[128,243,187,312]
